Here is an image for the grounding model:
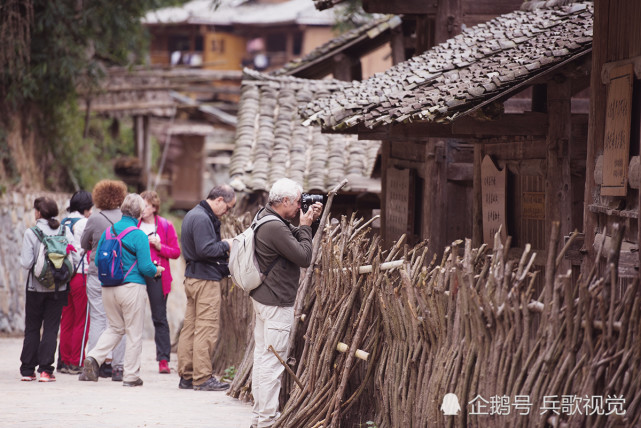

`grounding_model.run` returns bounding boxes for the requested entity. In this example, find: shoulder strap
[113,226,136,255]
[30,226,45,242]
[252,209,282,231]
[100,211,115,226]
[58,224,66,237]
[251,211,284,278]
[62,217,81,233]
